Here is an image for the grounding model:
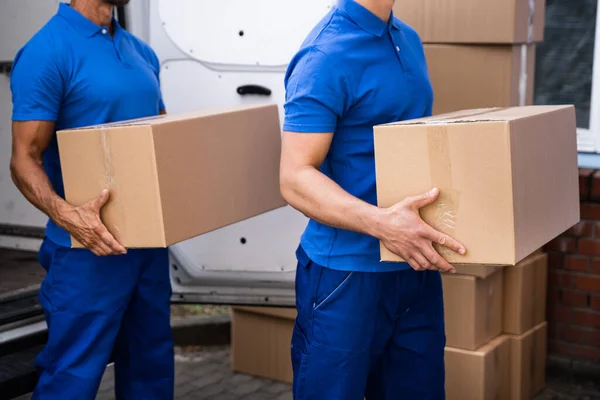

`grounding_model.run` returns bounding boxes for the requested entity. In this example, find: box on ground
[58,104,286,248]
[442,269,503,350]
[393,0,545,44]
[451,264,503,279]
[508,322,548,400]
[374,106,579,265]
[504,253,548,335]
[424,44,535,115]
[445,336,511,400]
[231,306,296,383]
